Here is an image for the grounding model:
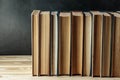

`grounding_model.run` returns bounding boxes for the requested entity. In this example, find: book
[51,12,59,76]
[83,12,92,76]
[117,11,120,13]
[110,12,120,77]
[101,12,111,77]
[91,11,103,77]
[71,12,83,75]
[31,10,120,77]
[58,12,71,75]
[39,11,50,75]
[31,10,40,76]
